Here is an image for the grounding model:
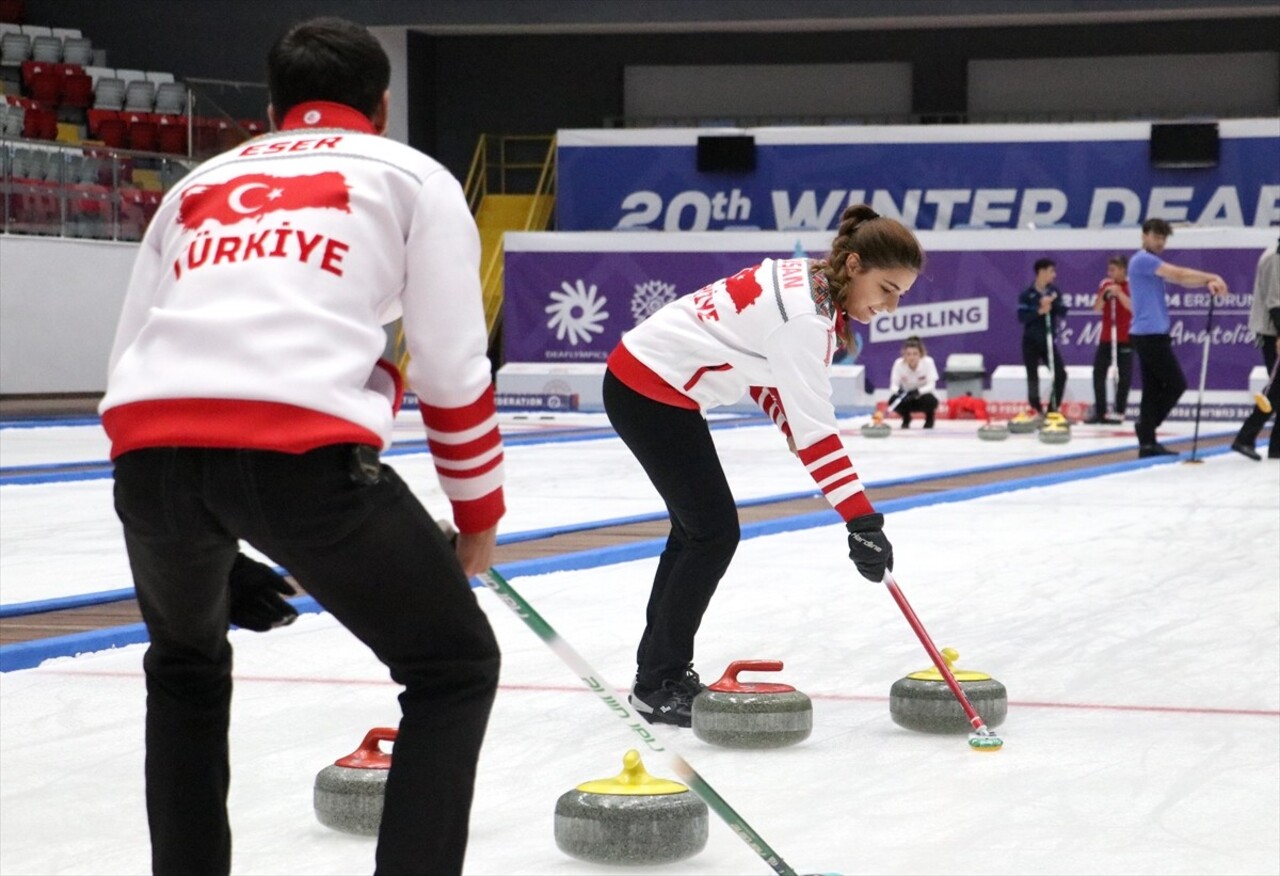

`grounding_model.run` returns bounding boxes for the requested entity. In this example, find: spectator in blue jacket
[1017,258,1068,414]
